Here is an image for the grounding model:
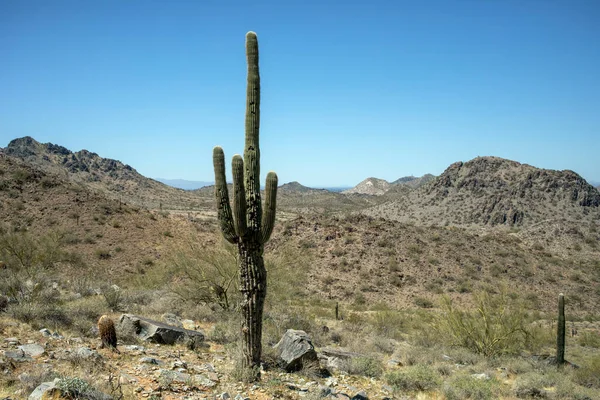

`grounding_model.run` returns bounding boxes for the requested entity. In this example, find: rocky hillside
[363,157,600,231]
[270,213,600,313]
[391,174,435,189]
[0,153,213,280]
[2,137,207,211]
[343,175,435,196]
